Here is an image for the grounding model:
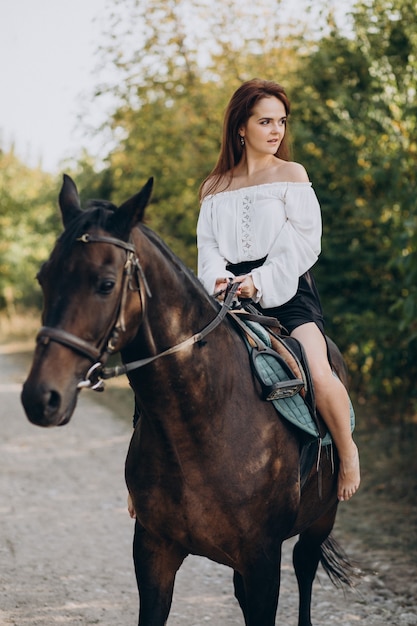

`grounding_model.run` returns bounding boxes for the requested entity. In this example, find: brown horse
[21,175,354,626]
